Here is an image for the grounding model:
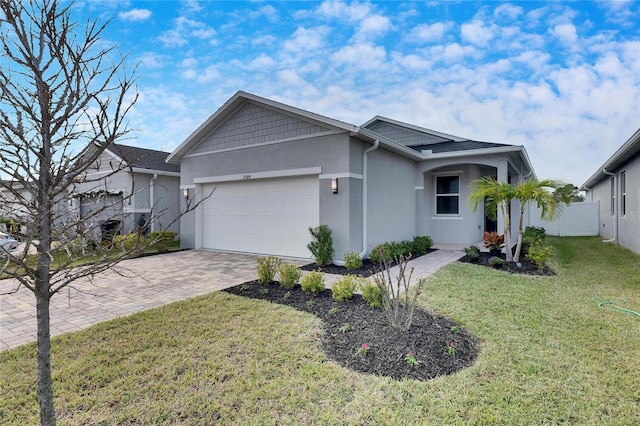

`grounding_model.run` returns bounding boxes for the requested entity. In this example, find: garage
[201,175,319,258]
